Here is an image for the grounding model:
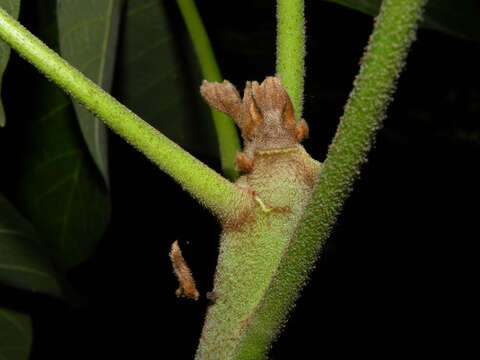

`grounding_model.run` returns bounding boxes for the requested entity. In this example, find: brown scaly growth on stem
[201,76,309,173]
[169,240,199,300]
